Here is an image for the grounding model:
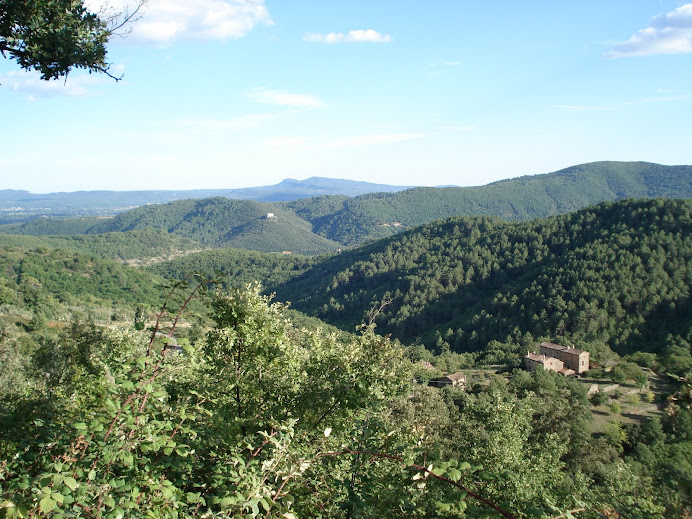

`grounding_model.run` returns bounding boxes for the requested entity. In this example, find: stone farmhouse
[524,342,590,377]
